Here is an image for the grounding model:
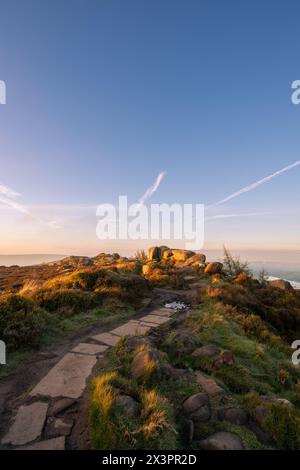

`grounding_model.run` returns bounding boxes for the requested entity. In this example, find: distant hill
[0,254,66,267]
